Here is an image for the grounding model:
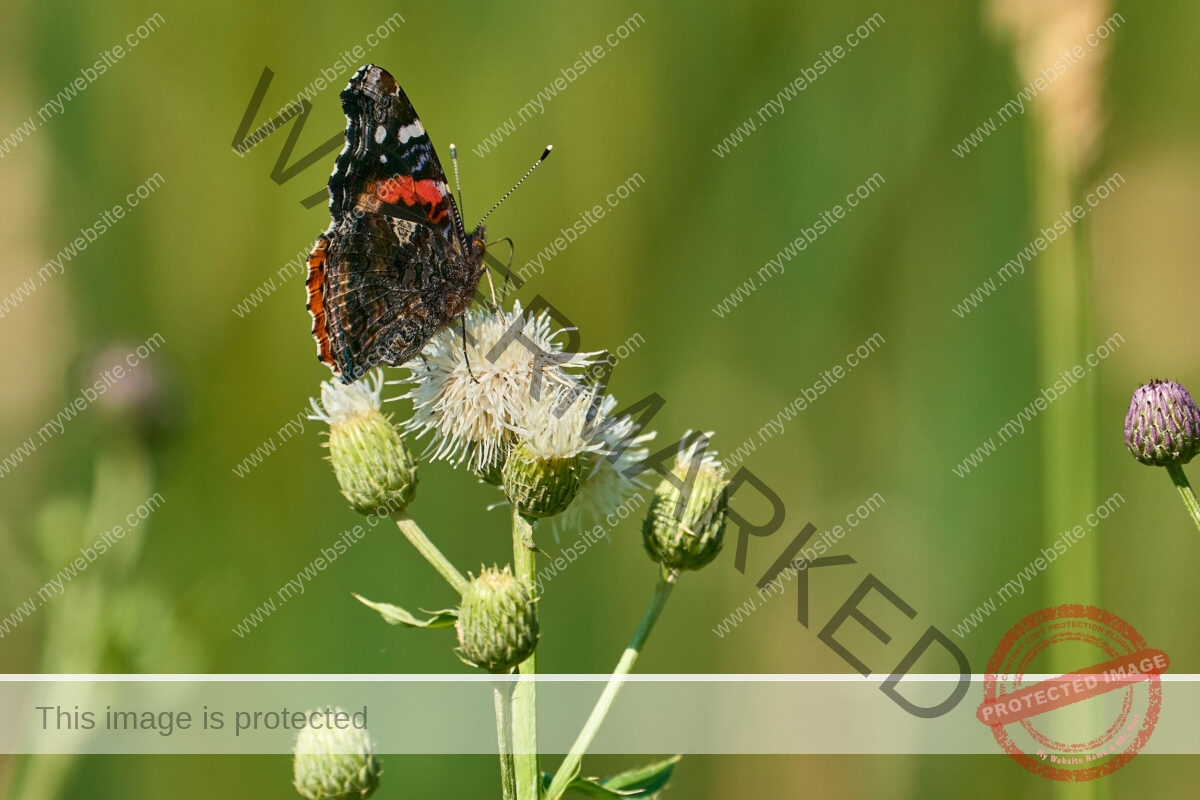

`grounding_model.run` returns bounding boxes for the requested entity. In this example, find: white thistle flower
[306,368,418,515]
[500,387,600,519]
[395,301,600,472]
[673,429,725,480]
[508,386,607,461]
[546,393,657,538]
[309,369,385,426]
